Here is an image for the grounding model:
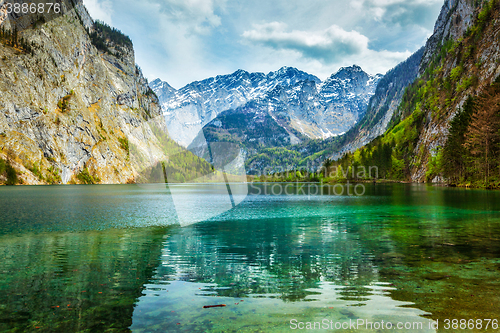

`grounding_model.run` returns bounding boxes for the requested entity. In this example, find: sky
[82,0,444,89]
